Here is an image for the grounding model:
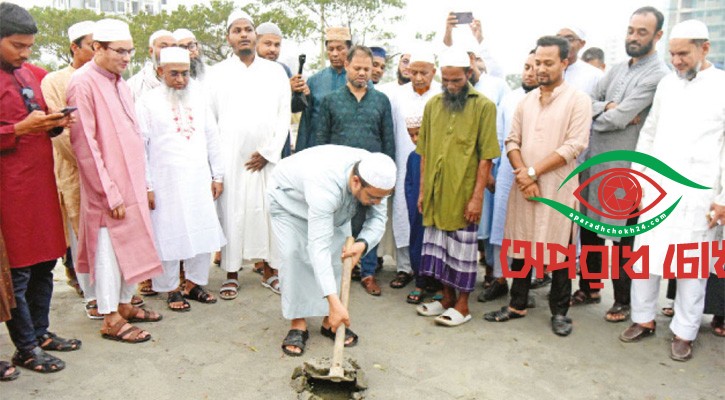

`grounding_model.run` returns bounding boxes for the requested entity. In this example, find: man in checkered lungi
[414,48,500,327]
